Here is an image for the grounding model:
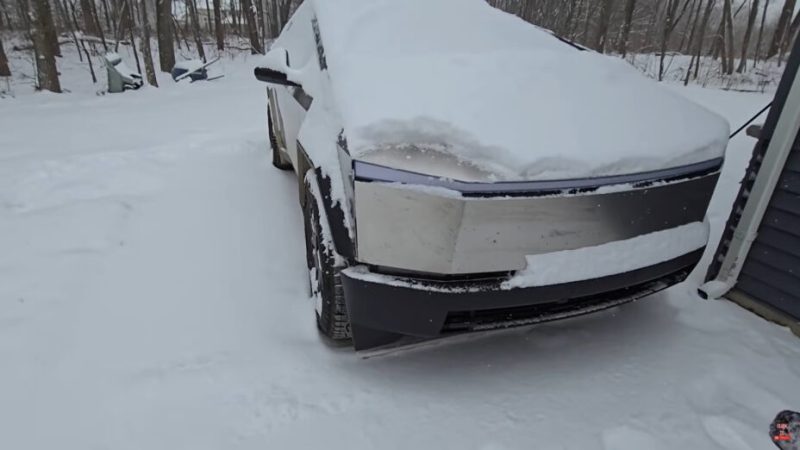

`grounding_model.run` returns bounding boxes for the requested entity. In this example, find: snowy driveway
[1,61,799,450]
